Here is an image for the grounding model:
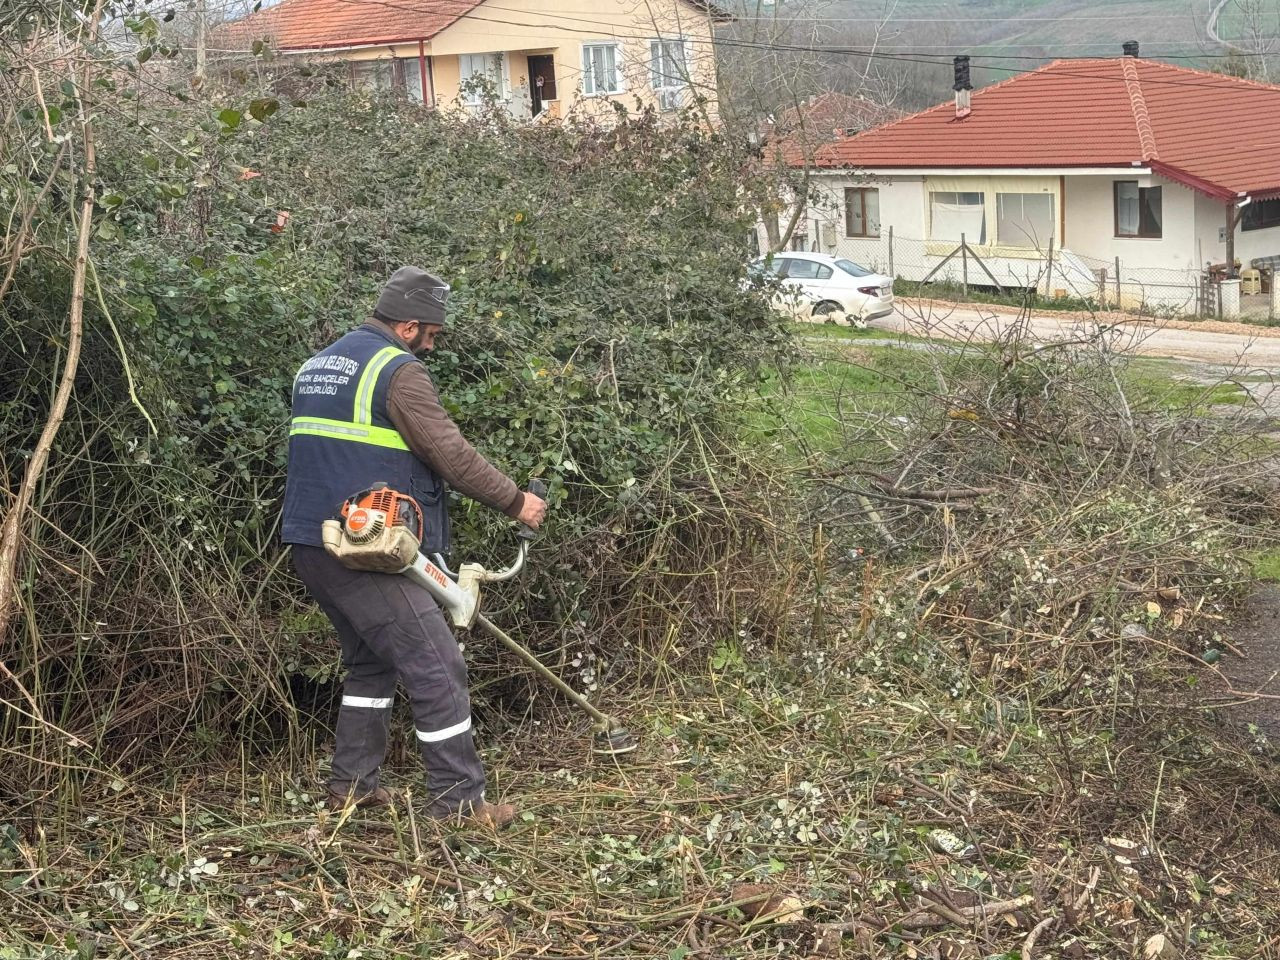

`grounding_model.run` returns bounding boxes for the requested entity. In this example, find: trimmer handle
[517,479,548,541]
